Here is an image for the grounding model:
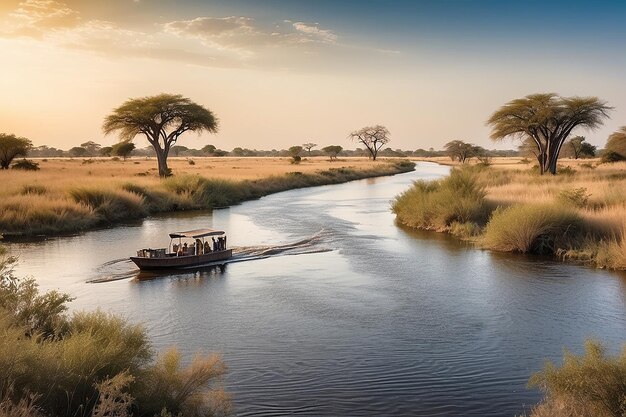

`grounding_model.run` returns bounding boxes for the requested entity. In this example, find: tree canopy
[563,136,596,159]
[0,133,31,169]
[103,93,218,177]
[322,145,342,160]
[444,140,482,163]
[604,126,626,161]
[348,125,390,161]
[487,93,611,174]
[111,141,135,160]
[302,142,317,155]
